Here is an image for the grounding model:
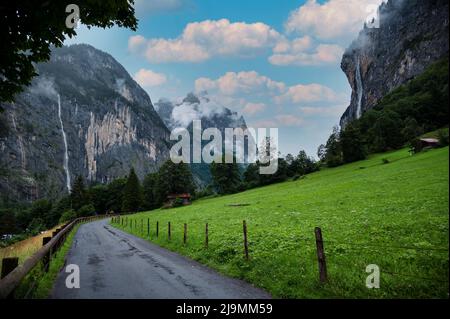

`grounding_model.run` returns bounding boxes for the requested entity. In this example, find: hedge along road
[51,219,271,299]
